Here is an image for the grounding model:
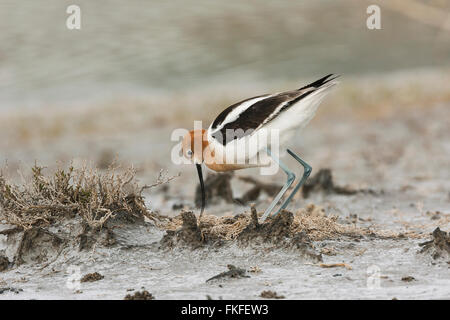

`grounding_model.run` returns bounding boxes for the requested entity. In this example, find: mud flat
[1,184,449,299]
